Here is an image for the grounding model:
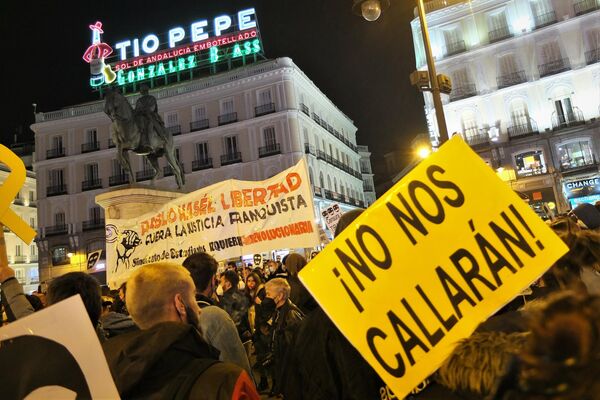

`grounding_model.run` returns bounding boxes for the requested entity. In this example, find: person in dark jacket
[100,296,137,338]
[220,269,251,339]
[102,262,259,400]
[283,253,315,314]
